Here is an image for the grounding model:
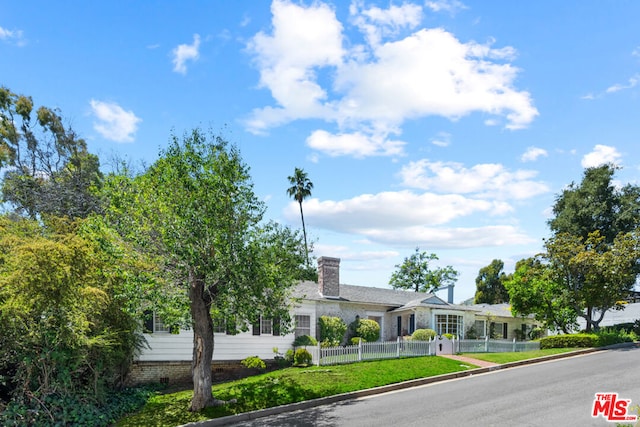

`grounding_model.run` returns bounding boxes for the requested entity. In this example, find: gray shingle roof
[292,281,458,310]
